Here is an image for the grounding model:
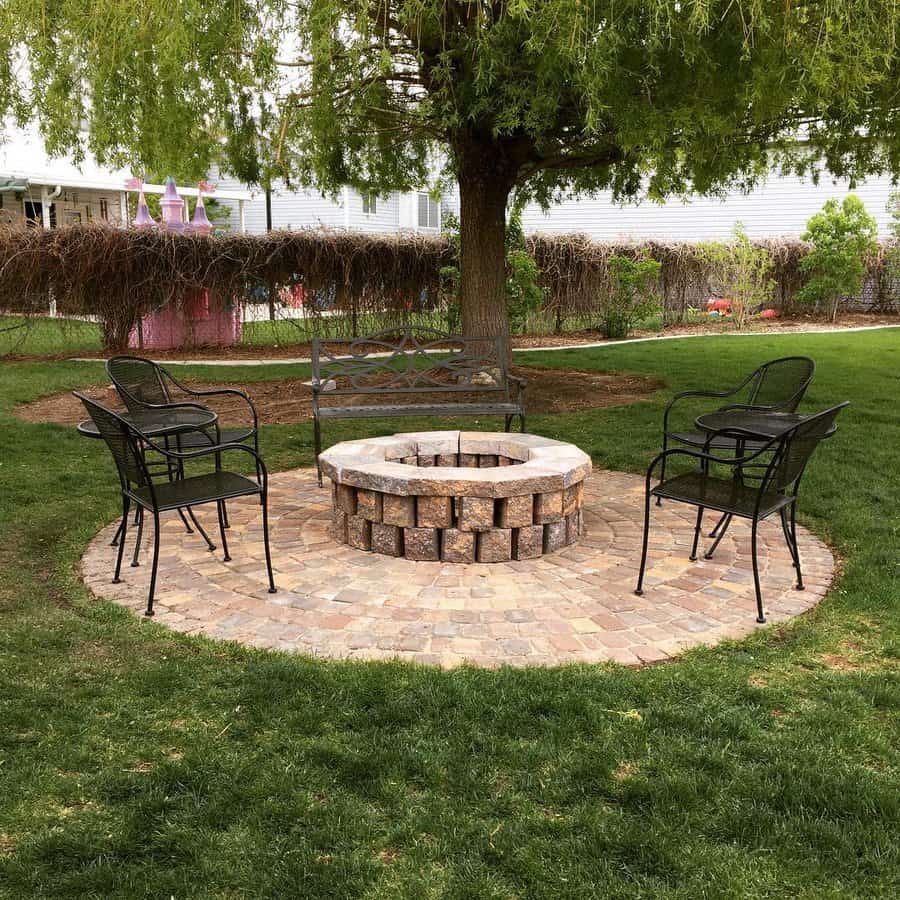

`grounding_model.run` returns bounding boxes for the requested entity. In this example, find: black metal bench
[311,327,526,484]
